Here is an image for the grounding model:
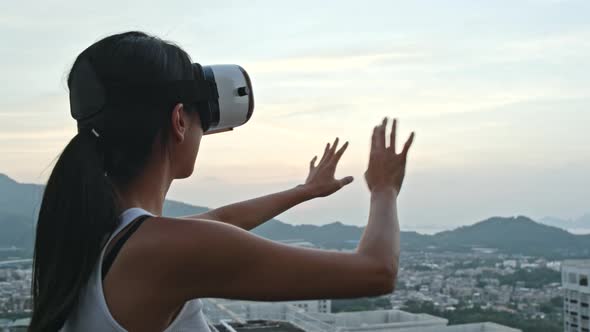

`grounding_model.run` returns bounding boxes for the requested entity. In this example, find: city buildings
[562,260,590,332]
[2,251,560,331]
